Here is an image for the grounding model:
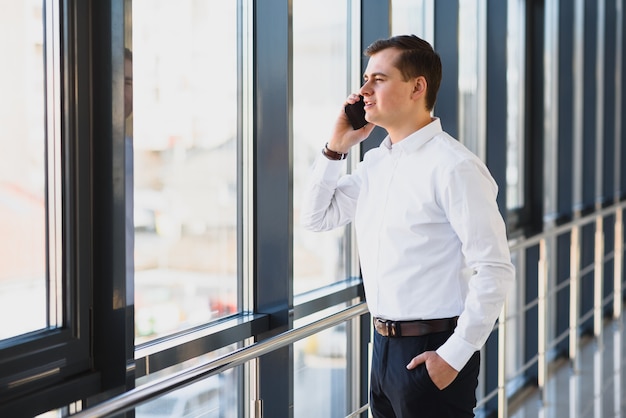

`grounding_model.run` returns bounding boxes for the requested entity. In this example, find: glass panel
[132,1,239,344]
[294,318,348,418]
[0,1,51,340]
[506,0,526,210]
[135,345,240,418]
[293,0,350,295]
[390,0,435,43]
[136,371,238,418]
[458,0,487,161]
